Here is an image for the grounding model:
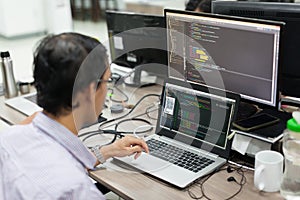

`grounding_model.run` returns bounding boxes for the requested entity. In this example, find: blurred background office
[1,0,299,86]
[0,0,185,87]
